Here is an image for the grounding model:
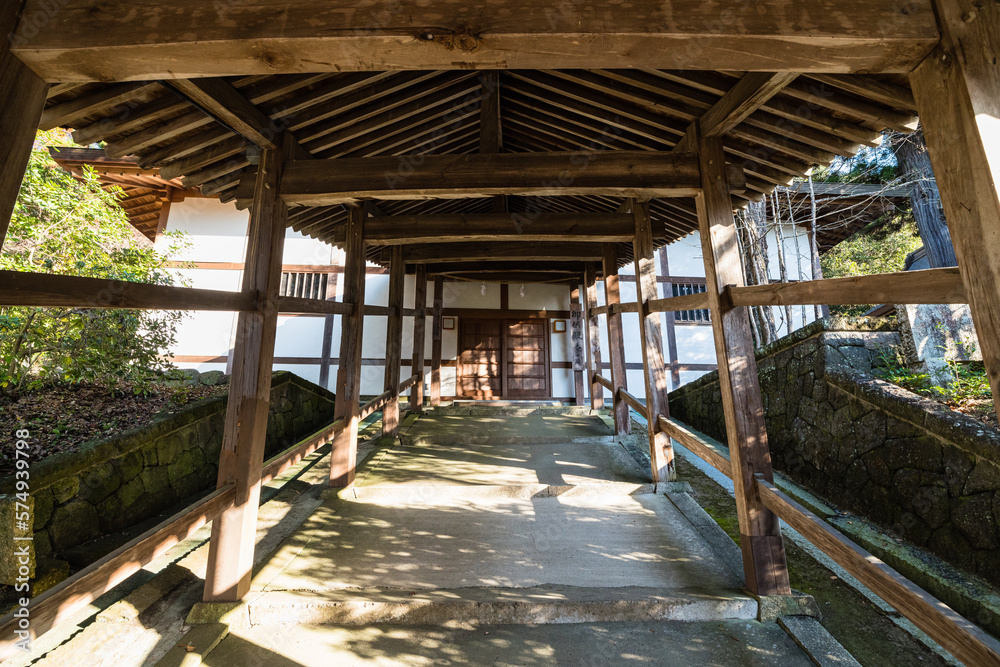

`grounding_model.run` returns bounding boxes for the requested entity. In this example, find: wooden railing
[0,484,236,658]
[652,412,1000,666]
[592,373,613,392]
[0,369,425,659]
[398,373,420,394]
[617,387,647,418]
